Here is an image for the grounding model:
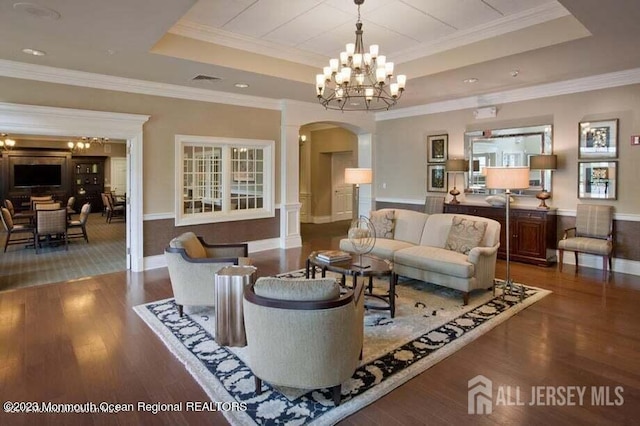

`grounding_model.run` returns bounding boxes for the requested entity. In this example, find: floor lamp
[344,167,372,220]
[485,166,530,301]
